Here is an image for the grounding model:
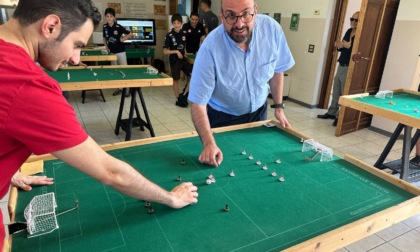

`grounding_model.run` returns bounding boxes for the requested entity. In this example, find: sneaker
[175,100,188,108]
[317,113,336,119]
[178,93,189,106]
[332,118,338,126]
[112,89,122,96]
[410,155,420,167]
